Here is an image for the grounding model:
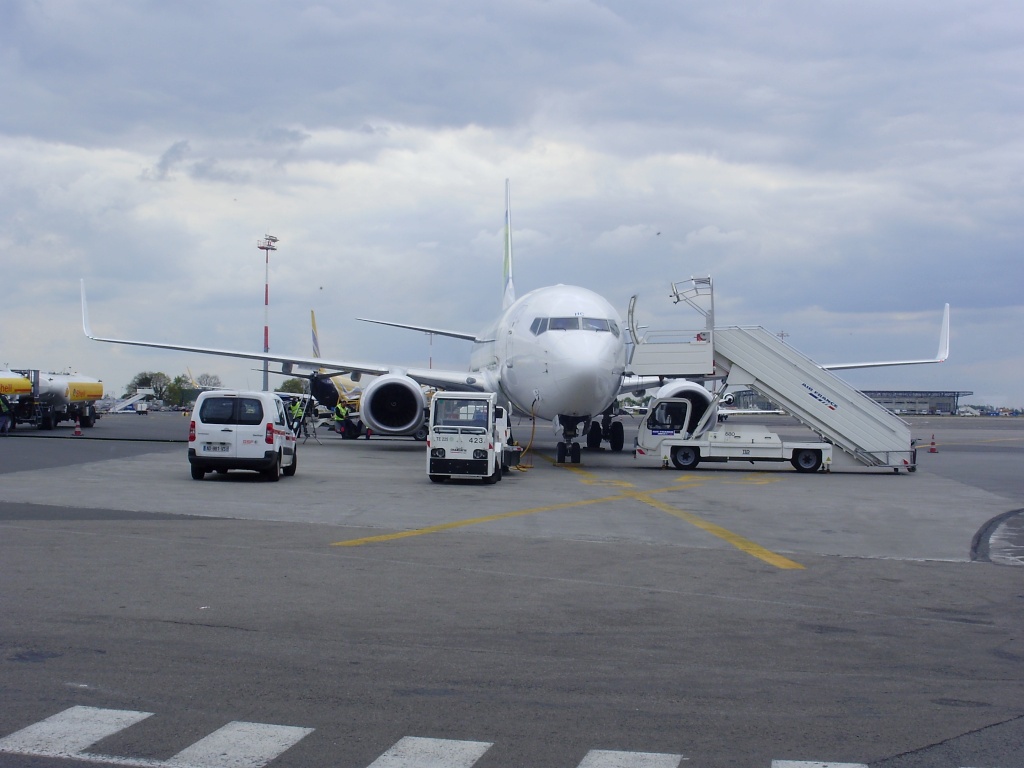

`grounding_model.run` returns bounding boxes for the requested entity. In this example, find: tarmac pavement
[1,412,1022,767]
